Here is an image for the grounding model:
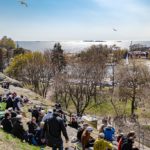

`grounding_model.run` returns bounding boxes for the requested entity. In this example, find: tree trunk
[131,99,135,115]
